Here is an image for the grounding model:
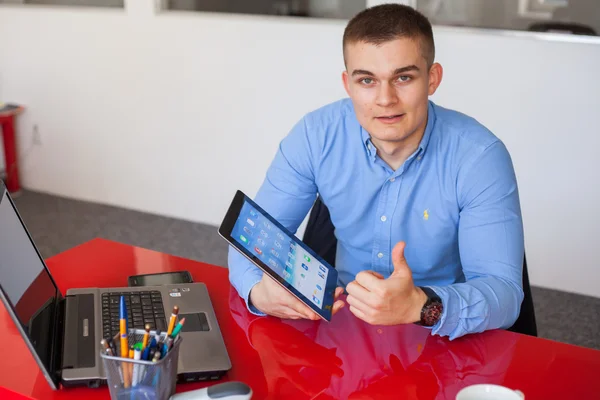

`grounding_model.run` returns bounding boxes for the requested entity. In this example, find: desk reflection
[229,287,517,400]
